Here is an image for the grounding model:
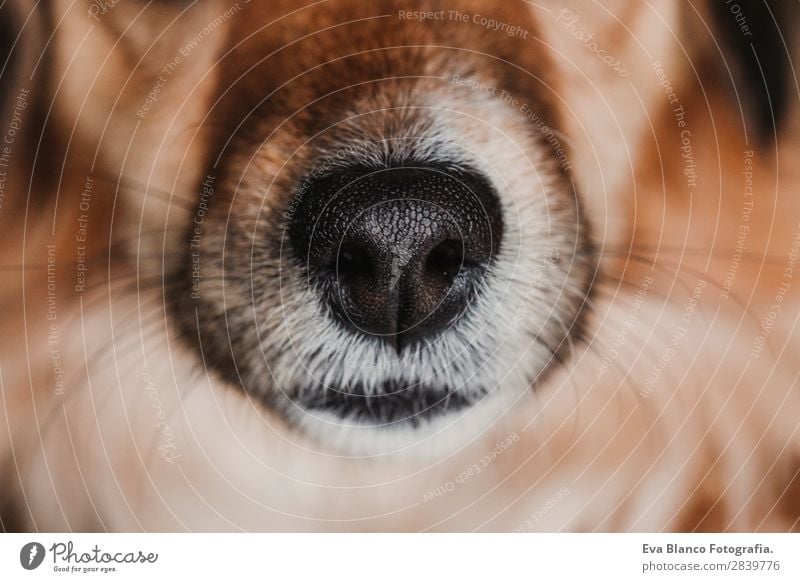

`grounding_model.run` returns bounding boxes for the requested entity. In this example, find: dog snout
[288,165,503,348]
